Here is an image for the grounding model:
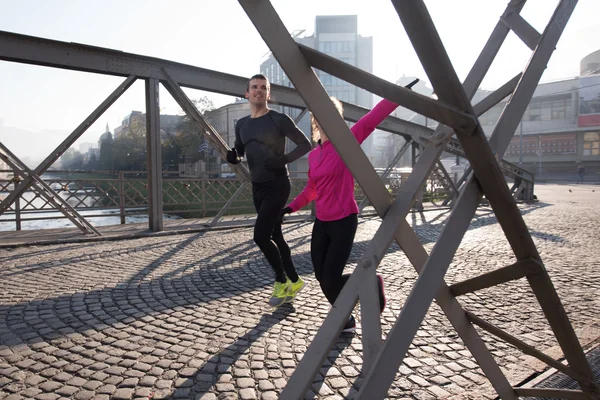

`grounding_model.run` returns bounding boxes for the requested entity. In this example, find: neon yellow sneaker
[269,280,290,307]
[285,276,305,303]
